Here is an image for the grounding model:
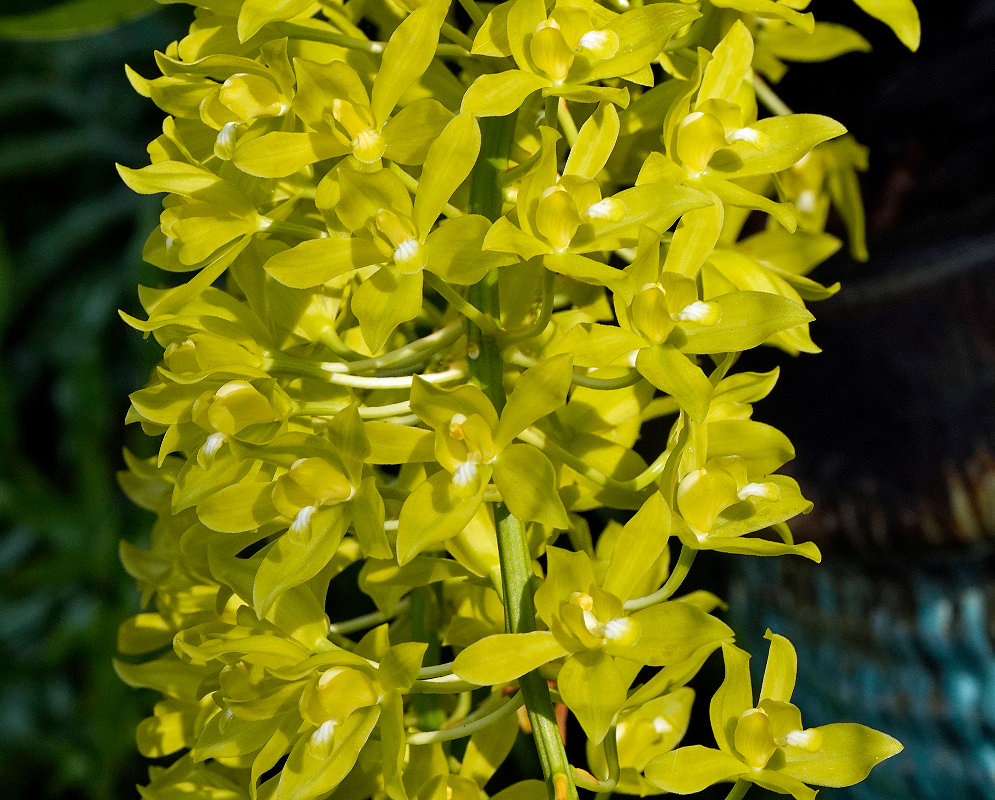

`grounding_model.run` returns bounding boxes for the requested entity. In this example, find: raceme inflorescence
[114,1,920,799]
